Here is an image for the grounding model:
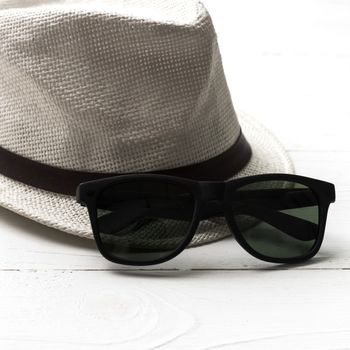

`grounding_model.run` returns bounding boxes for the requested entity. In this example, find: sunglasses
[76,174,335,266]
